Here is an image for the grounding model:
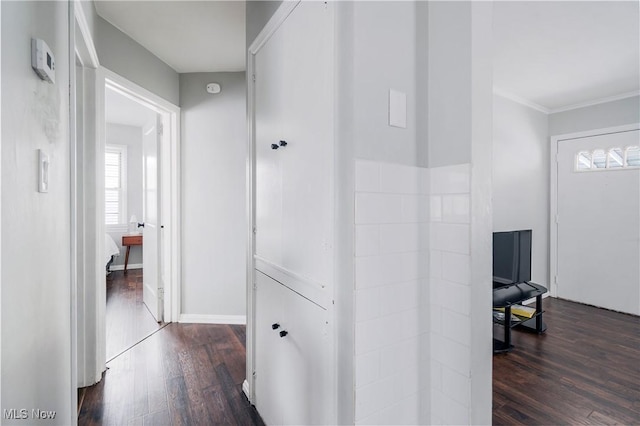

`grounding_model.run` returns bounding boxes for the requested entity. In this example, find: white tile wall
[354,160,429,424]
[429,163,472,425]
[430,163,471,195]
[354,160,473,425]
